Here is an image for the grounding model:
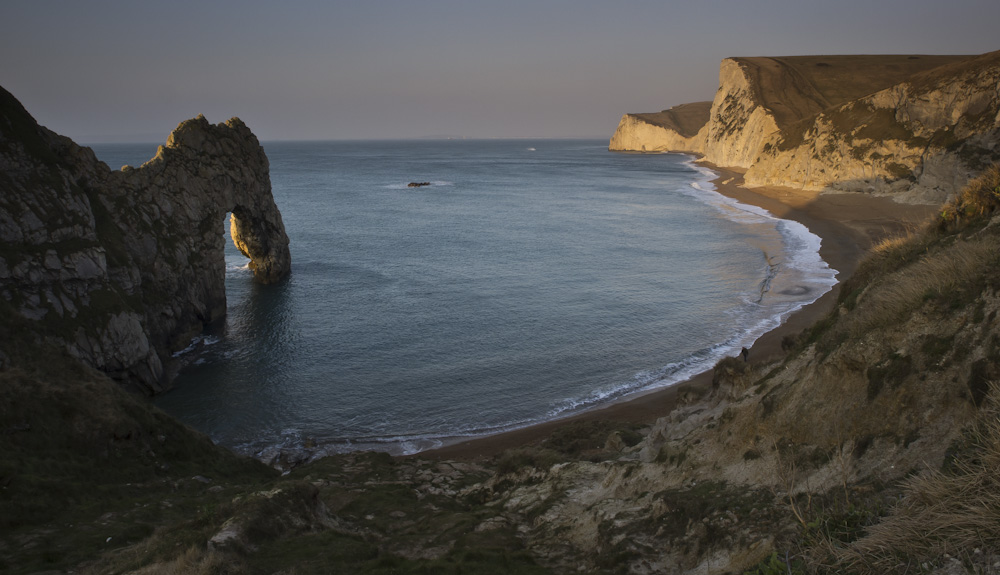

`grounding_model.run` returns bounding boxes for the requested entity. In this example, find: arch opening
[229,205,291,285]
